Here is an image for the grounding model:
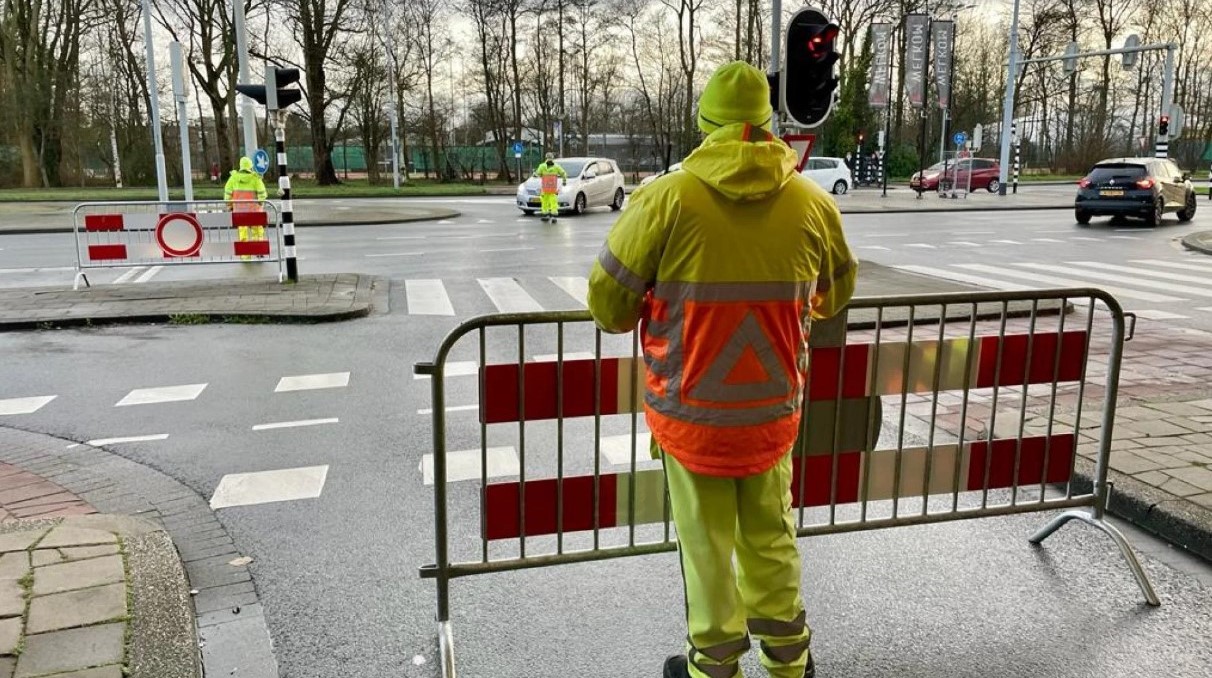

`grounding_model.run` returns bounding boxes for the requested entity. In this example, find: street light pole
[770,0,782,136]
[140,0,168,201]
[997,0,1021,196]
[232,0,259,158]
